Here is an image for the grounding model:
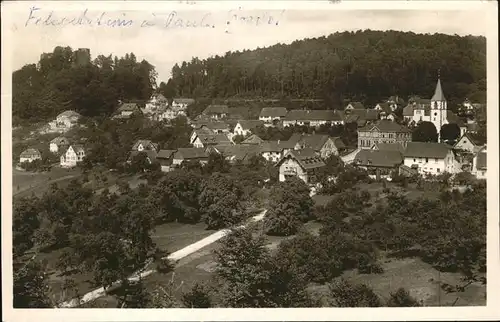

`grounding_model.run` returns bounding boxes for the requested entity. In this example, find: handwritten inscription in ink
[23,6,284,31]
